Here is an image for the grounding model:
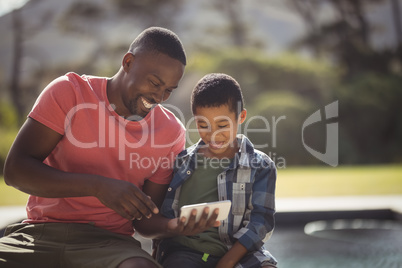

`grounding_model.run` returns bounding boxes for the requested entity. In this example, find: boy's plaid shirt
[160,134,277,267]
